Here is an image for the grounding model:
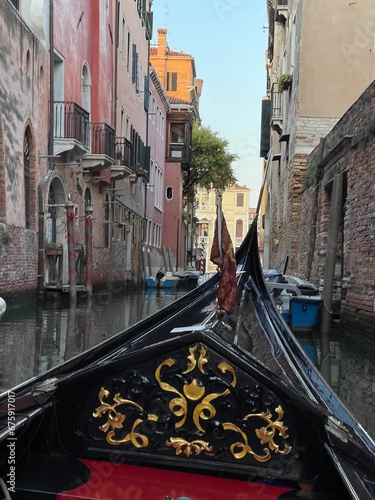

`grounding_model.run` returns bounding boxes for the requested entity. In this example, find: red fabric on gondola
[57,459,296,499]
[210,210,238,313]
